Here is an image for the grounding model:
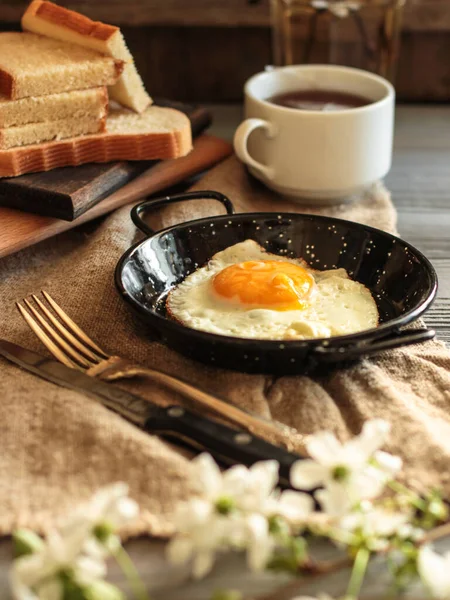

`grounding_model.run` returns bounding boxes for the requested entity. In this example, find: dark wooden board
[0,99,211,221]
[0,135,233,258]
